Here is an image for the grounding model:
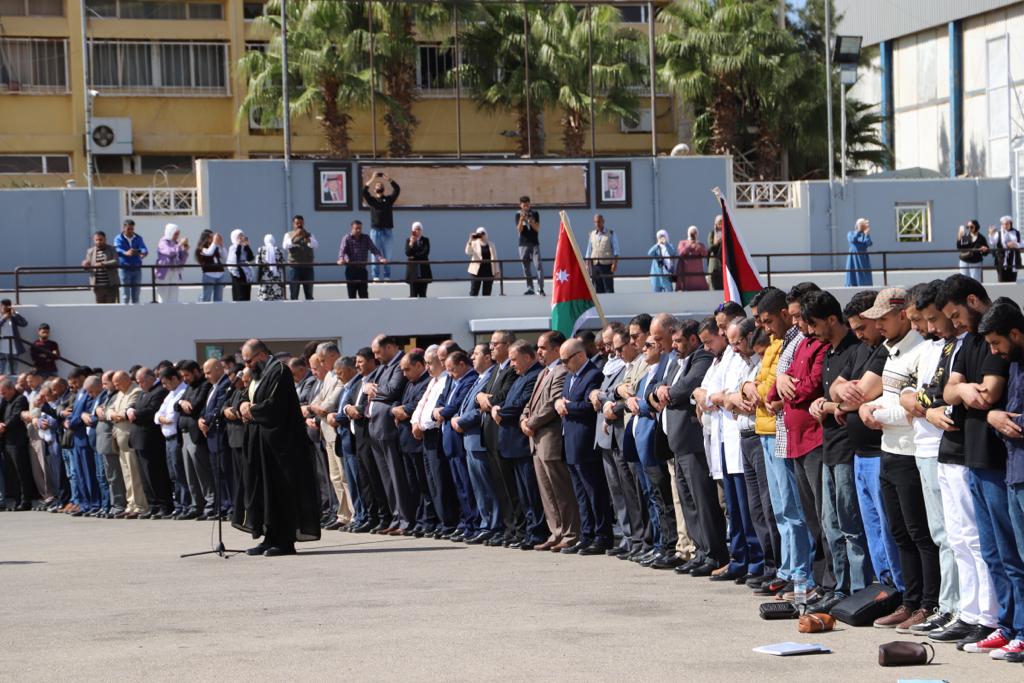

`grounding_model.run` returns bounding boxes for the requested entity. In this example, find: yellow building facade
[0,0,679,189]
